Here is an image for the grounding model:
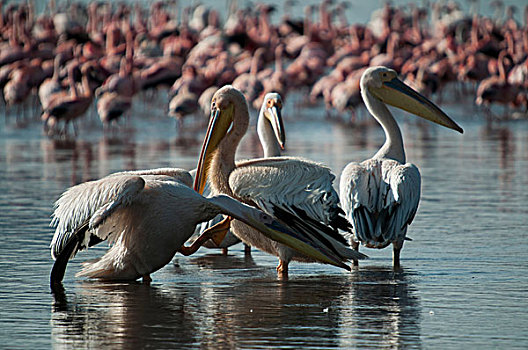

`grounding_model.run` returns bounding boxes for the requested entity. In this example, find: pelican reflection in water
[340,67,463,267]
[51,269,421,348]
[340,267,422,348]
[51,283,199,348]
